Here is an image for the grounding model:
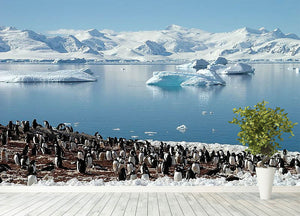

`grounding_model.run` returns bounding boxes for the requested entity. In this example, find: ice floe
[176,125,187,133]
[0,68,97,83]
